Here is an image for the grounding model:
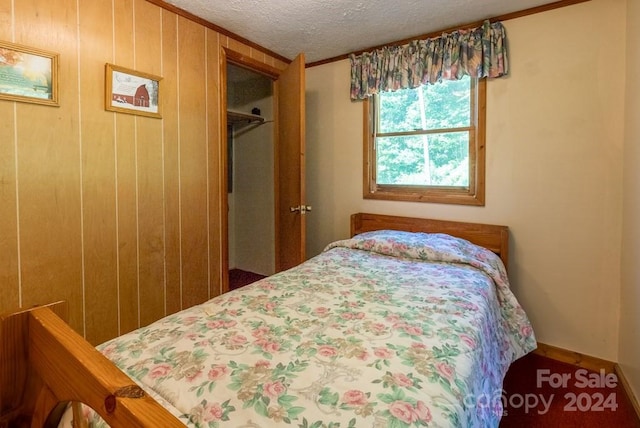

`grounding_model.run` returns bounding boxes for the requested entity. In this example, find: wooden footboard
[0,302,183,428]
